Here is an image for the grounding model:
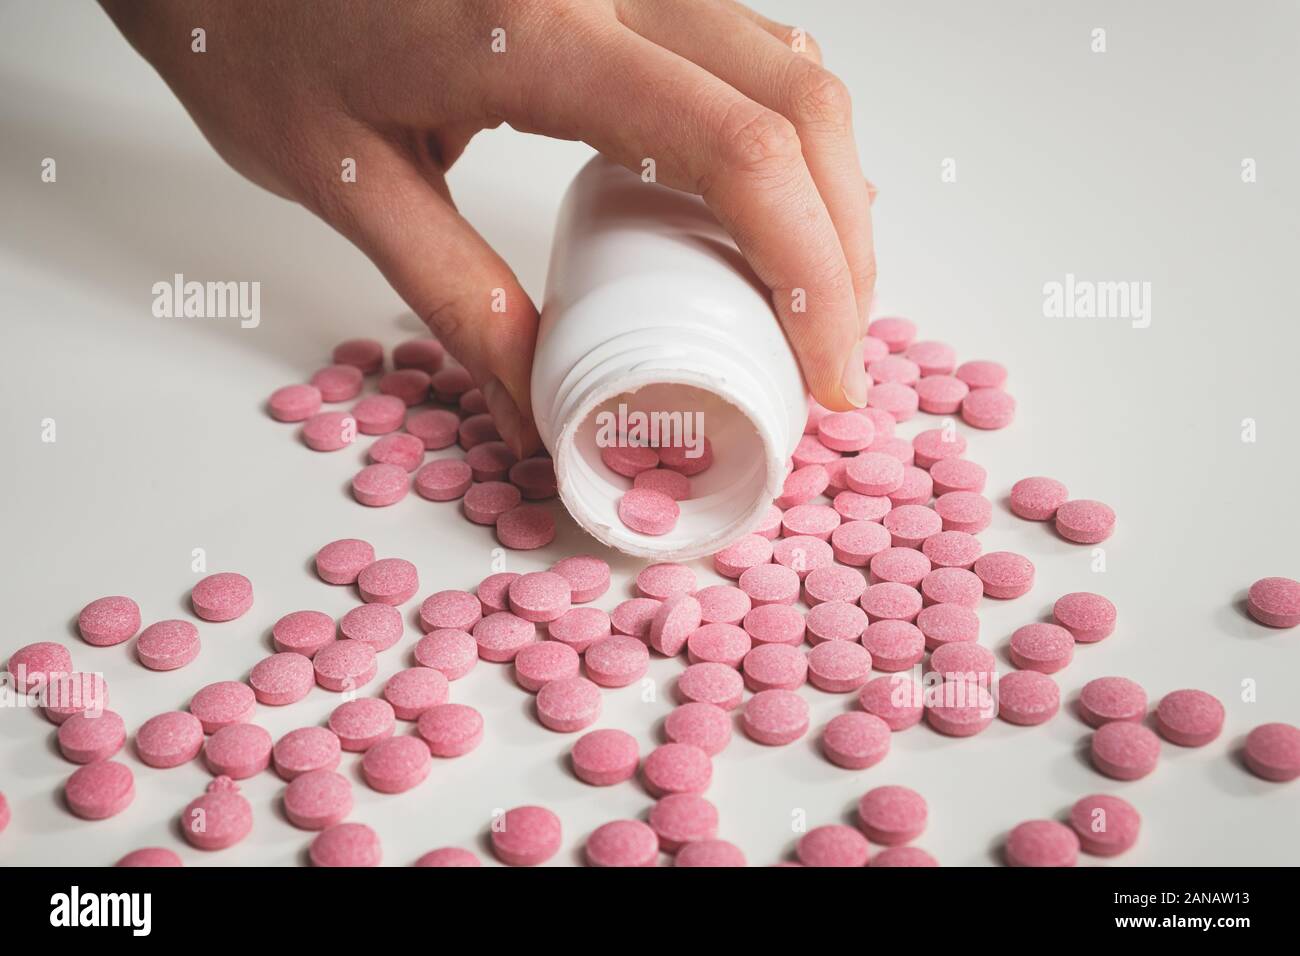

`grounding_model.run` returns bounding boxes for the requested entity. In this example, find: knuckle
[787,66,853,131]
[715,102,802,179]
